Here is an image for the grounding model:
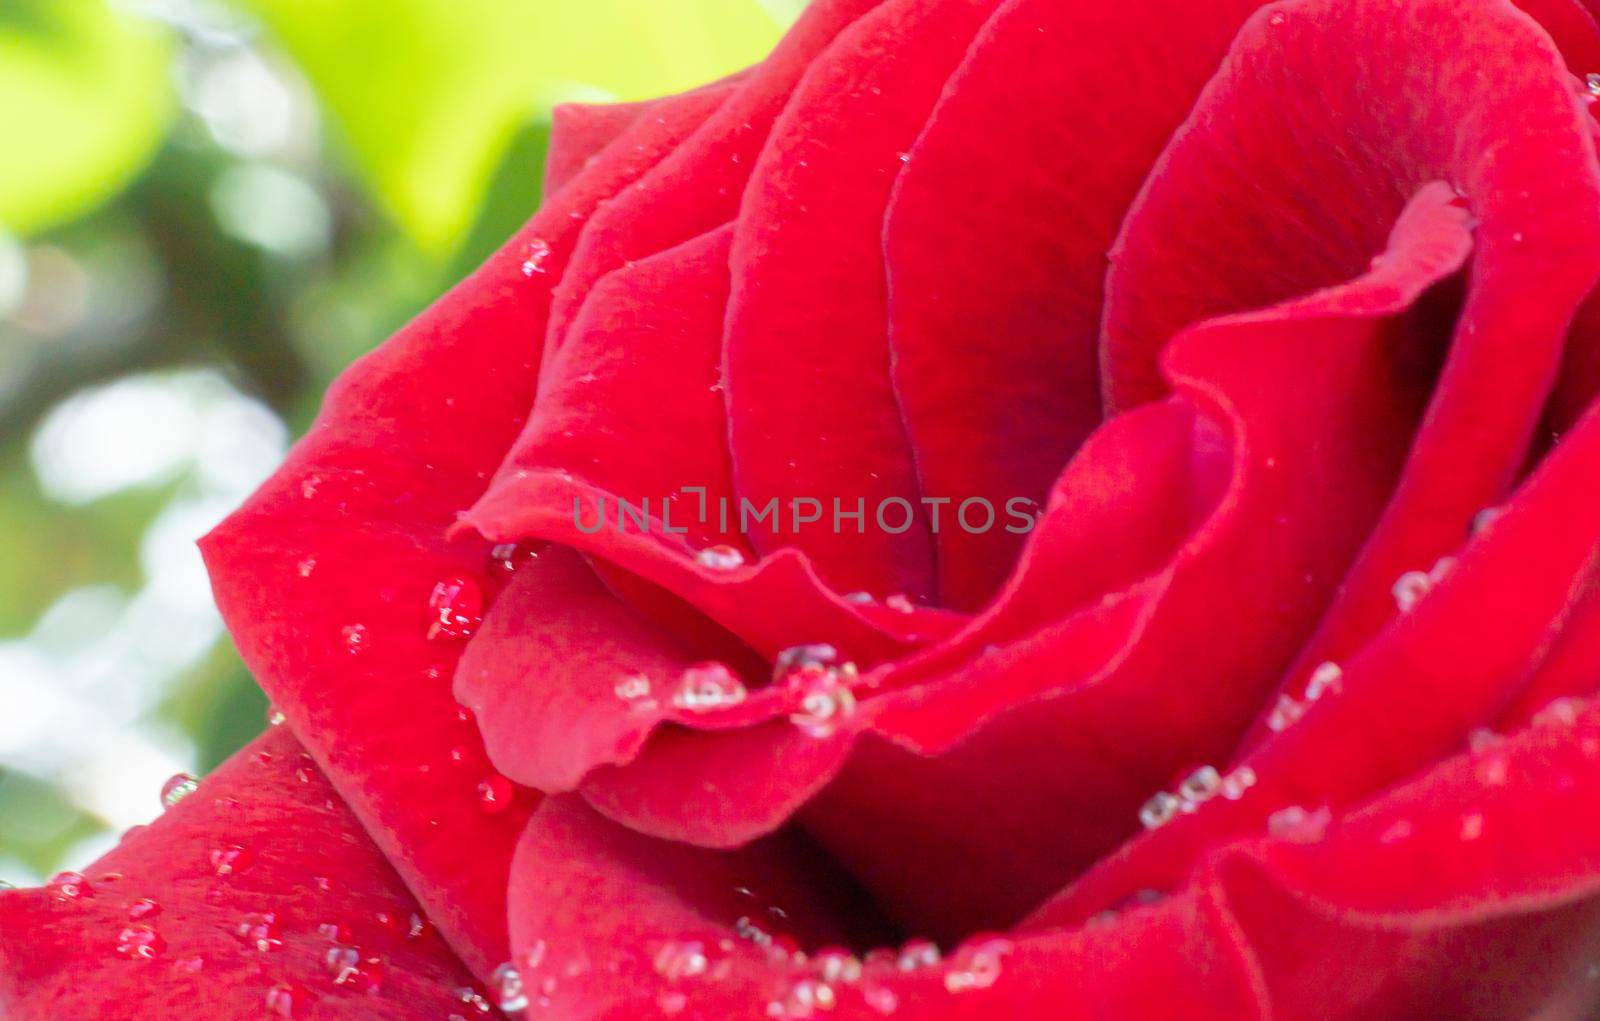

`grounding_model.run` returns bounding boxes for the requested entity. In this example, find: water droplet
[341,623,369,655]
[773,644,840,678]
[861,982,899,1015]
[453,986,495,1015]
[1267,804,1331,842]
[1266,693,1304,732]
[896,939,941,972]
[160,773,199,809]
[1267,9,1287,26]
[127,898,162,920]
[842,591,875,605]
[427,576,485,642]
[318,921,353,944]
[1379,819,1415,844]
[1138,791,1182,830]
[47,871,93,900]
[786,665,857,738]
[883,593,916,613]
[695,544,746,571]
[1304,661,1343,701]
[521,238,552,277]
[296,557,317,578]
[769,978,836,1018]
[115,924,166,960]
[1460,812,1485,841]
[406,912,431,940]
[613,673,656,711]
[476,774,514,814]
[266,705,287,727]
[264,981,305,1018]
[1471,505,1504,536]
[1391,570,1432,612]
[672,662,748,713]
[234,911,282,952]
[1219,765,1258,801]
[1177,765,1221,805]
[653,940,710,980]
[489,540,545,575]
[812,948,862,984]
[300,476,321,500]
[325,946,385,993]
[493,962,530,1012]
[209,844,256,876]
[943,936,1011,993]
[1534,696,1584,728]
